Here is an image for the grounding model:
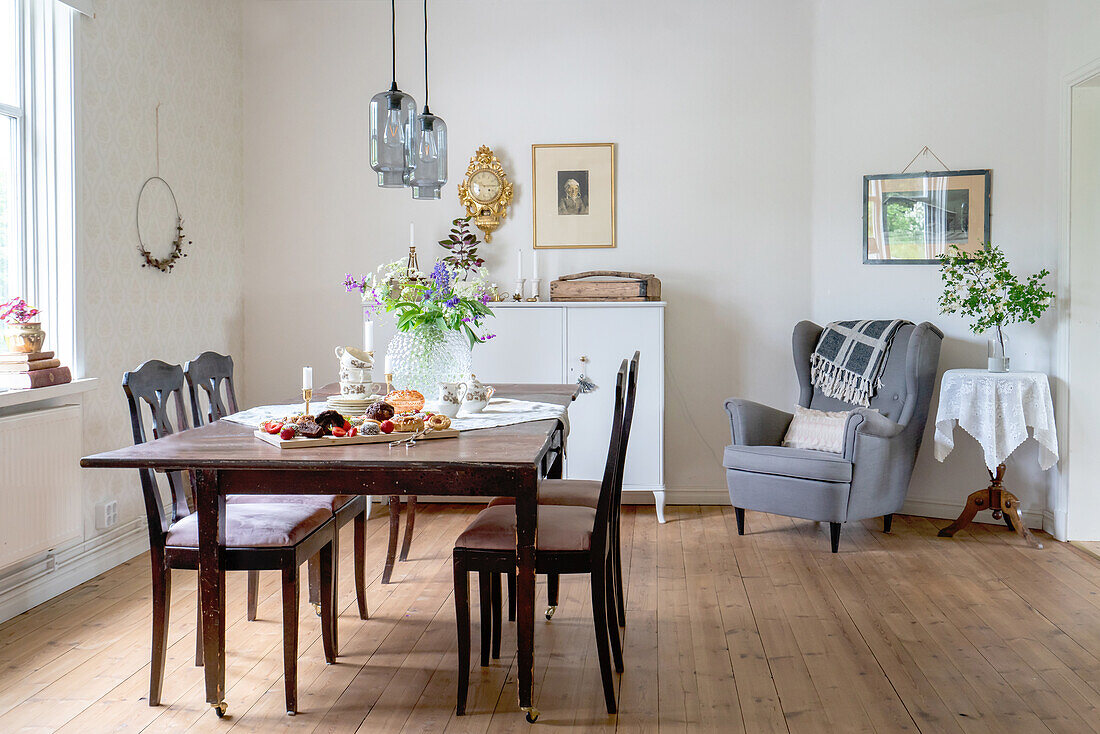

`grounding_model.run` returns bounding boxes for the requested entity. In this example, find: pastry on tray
[363,401,395,422]
[386,390,425,414]
[427,414,451,430]
[392,414,425,433]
